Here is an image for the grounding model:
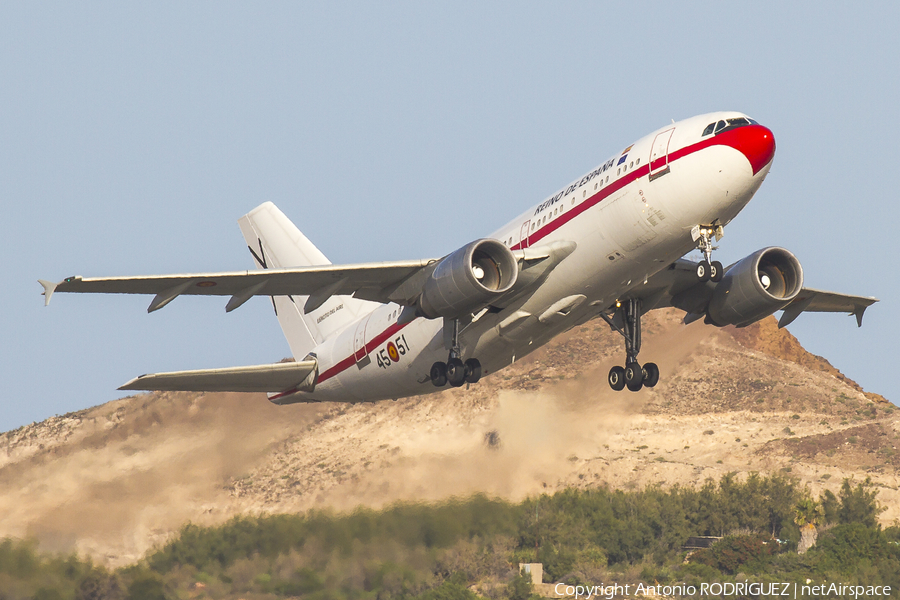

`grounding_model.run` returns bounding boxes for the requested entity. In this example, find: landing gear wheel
[464,359,482,384]
[608,366,626,391]
[600,298,663,392]
[624,362,644,386]
[446,358,467,387]
[710,261,723,283]
[696,261,711,282]
[642,362,660,388]
[430,362,447,387]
